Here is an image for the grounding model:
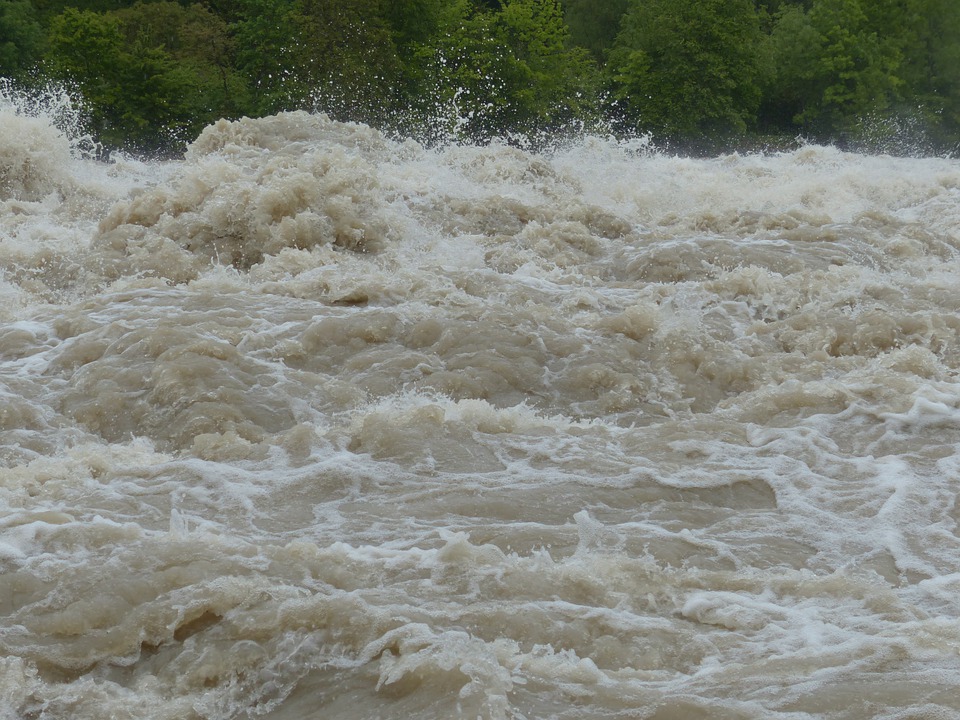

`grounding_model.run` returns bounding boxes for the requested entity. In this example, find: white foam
[3,111,960,718]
